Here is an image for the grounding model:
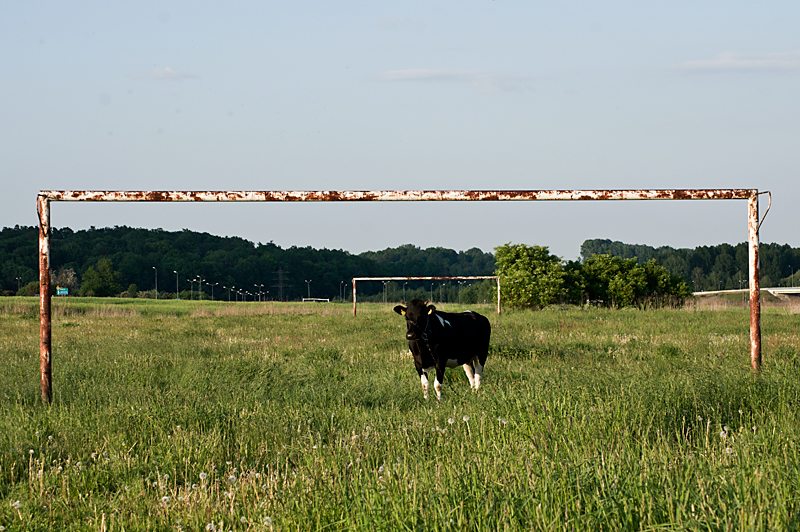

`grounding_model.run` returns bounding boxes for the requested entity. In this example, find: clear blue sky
[2,1,798,260]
